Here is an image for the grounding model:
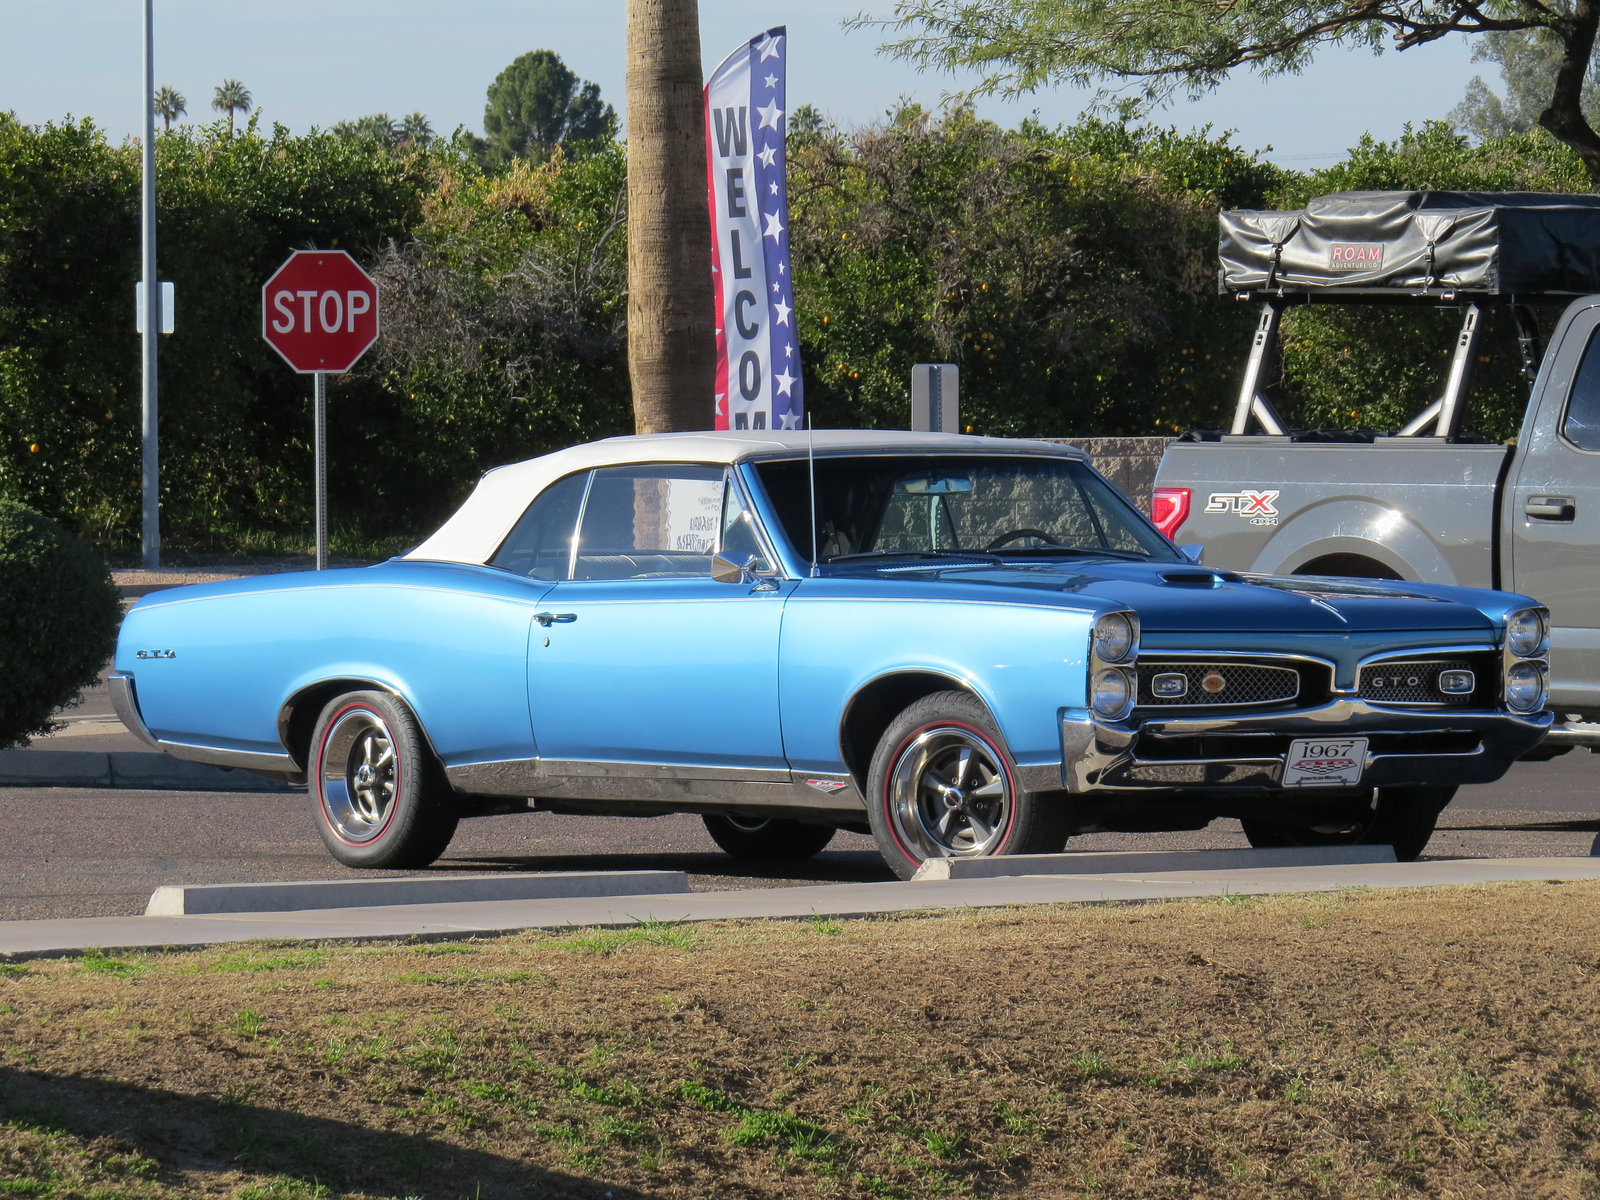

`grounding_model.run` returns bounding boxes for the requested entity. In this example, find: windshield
[753,454,1180,565]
